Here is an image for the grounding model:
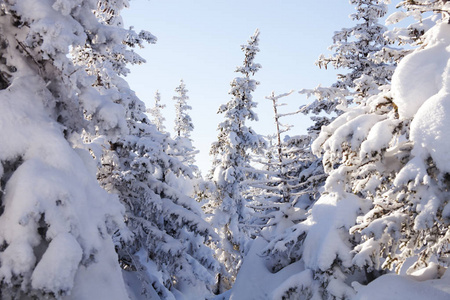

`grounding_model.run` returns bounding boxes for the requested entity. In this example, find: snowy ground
[217,238,450,300]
